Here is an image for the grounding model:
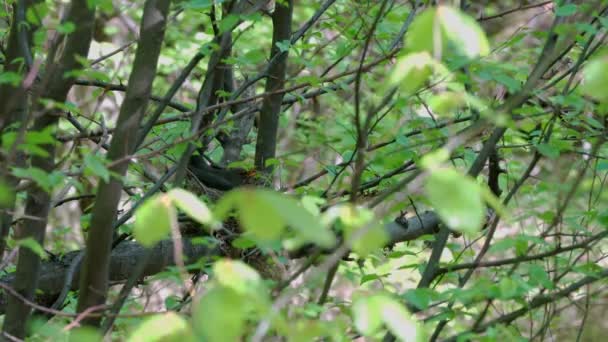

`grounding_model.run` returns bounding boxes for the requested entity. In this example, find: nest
[184,174,288,281]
